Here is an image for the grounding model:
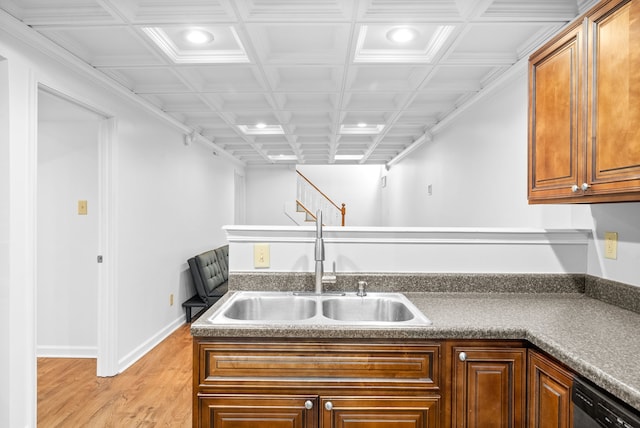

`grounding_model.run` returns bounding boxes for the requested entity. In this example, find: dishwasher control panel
[573,377,640,428]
